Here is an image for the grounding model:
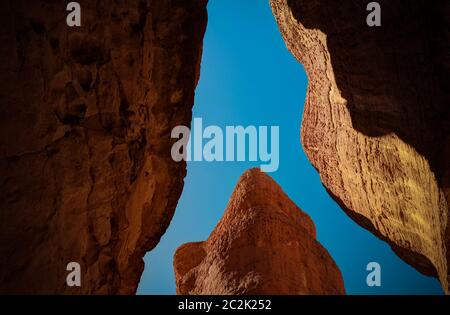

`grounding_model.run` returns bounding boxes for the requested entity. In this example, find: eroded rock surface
[0,0,207,294]
[270,0,449,292]
[174,169,345,295]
